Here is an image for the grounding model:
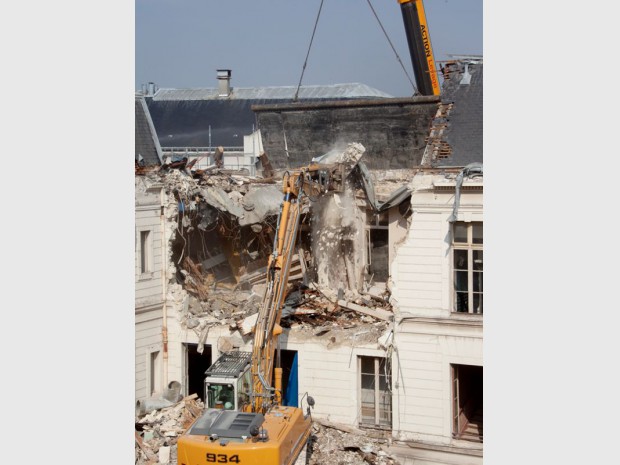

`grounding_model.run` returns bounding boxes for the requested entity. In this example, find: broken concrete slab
[201,186,246,218]
[237,312,258,336]
[158,445,170,464]
[238,184,283,226]
[337,300,393,321]
[311,142,365,171]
